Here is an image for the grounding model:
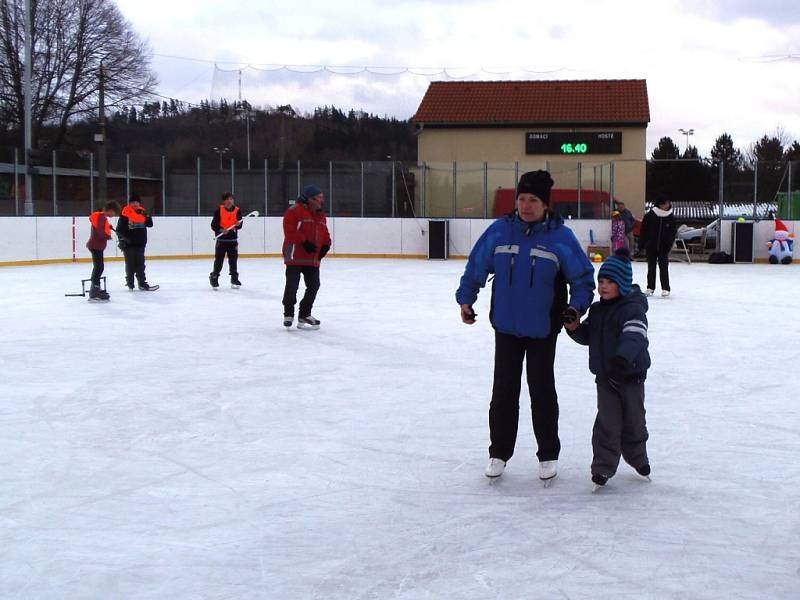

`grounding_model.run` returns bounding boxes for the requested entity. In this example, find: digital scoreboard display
[526,131,623,155]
